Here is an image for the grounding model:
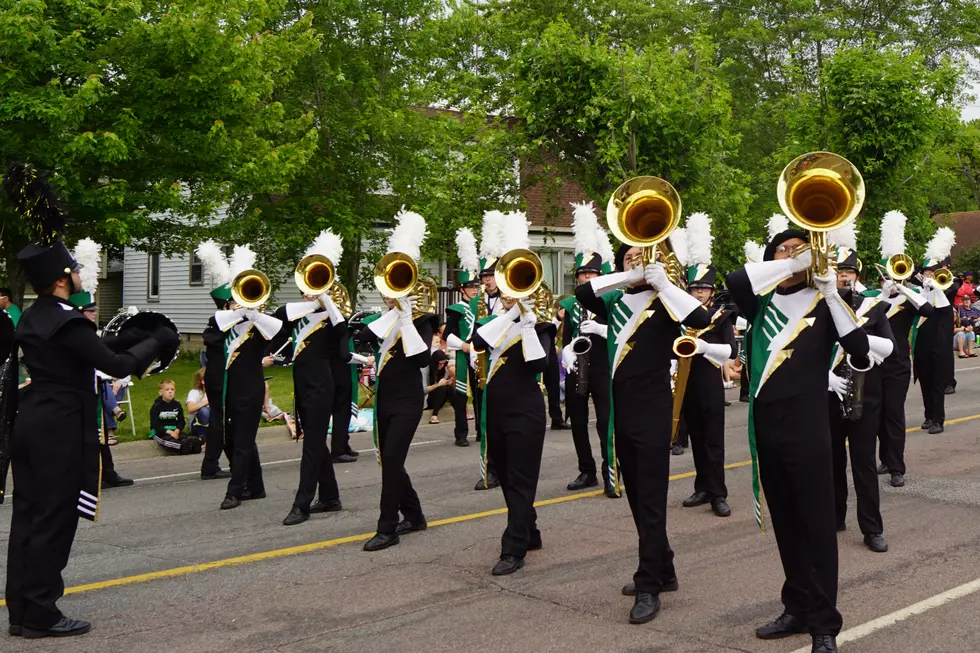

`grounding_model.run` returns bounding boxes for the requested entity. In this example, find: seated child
[150,379,200,454]
[185,368,210,438]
